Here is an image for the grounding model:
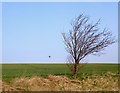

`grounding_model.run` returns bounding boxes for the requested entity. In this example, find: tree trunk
[72,63,78,79]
